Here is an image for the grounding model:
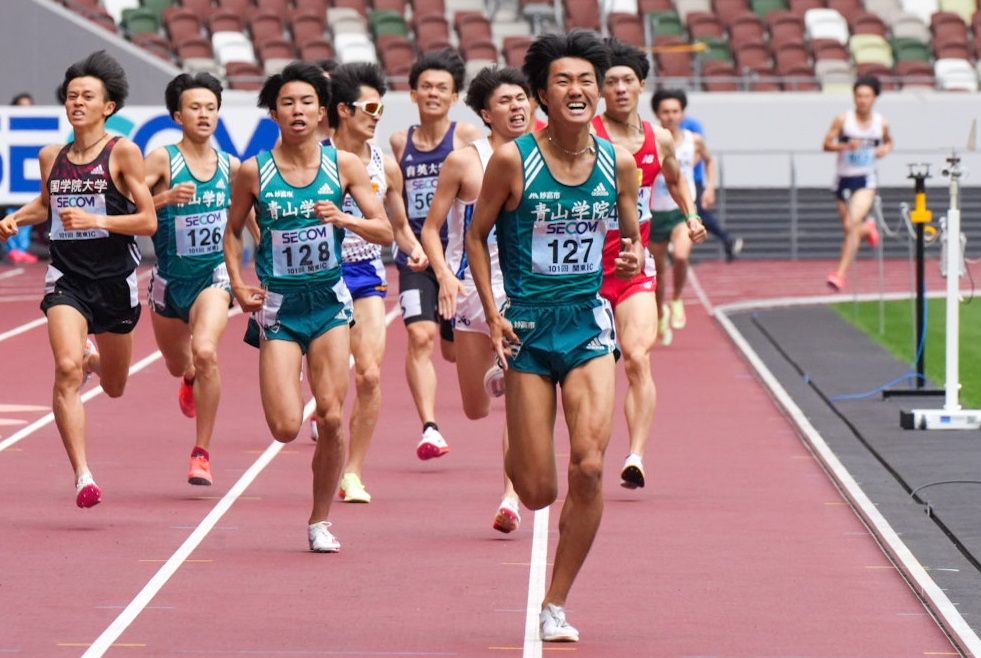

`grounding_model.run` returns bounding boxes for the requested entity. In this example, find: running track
[0,258,961,657]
